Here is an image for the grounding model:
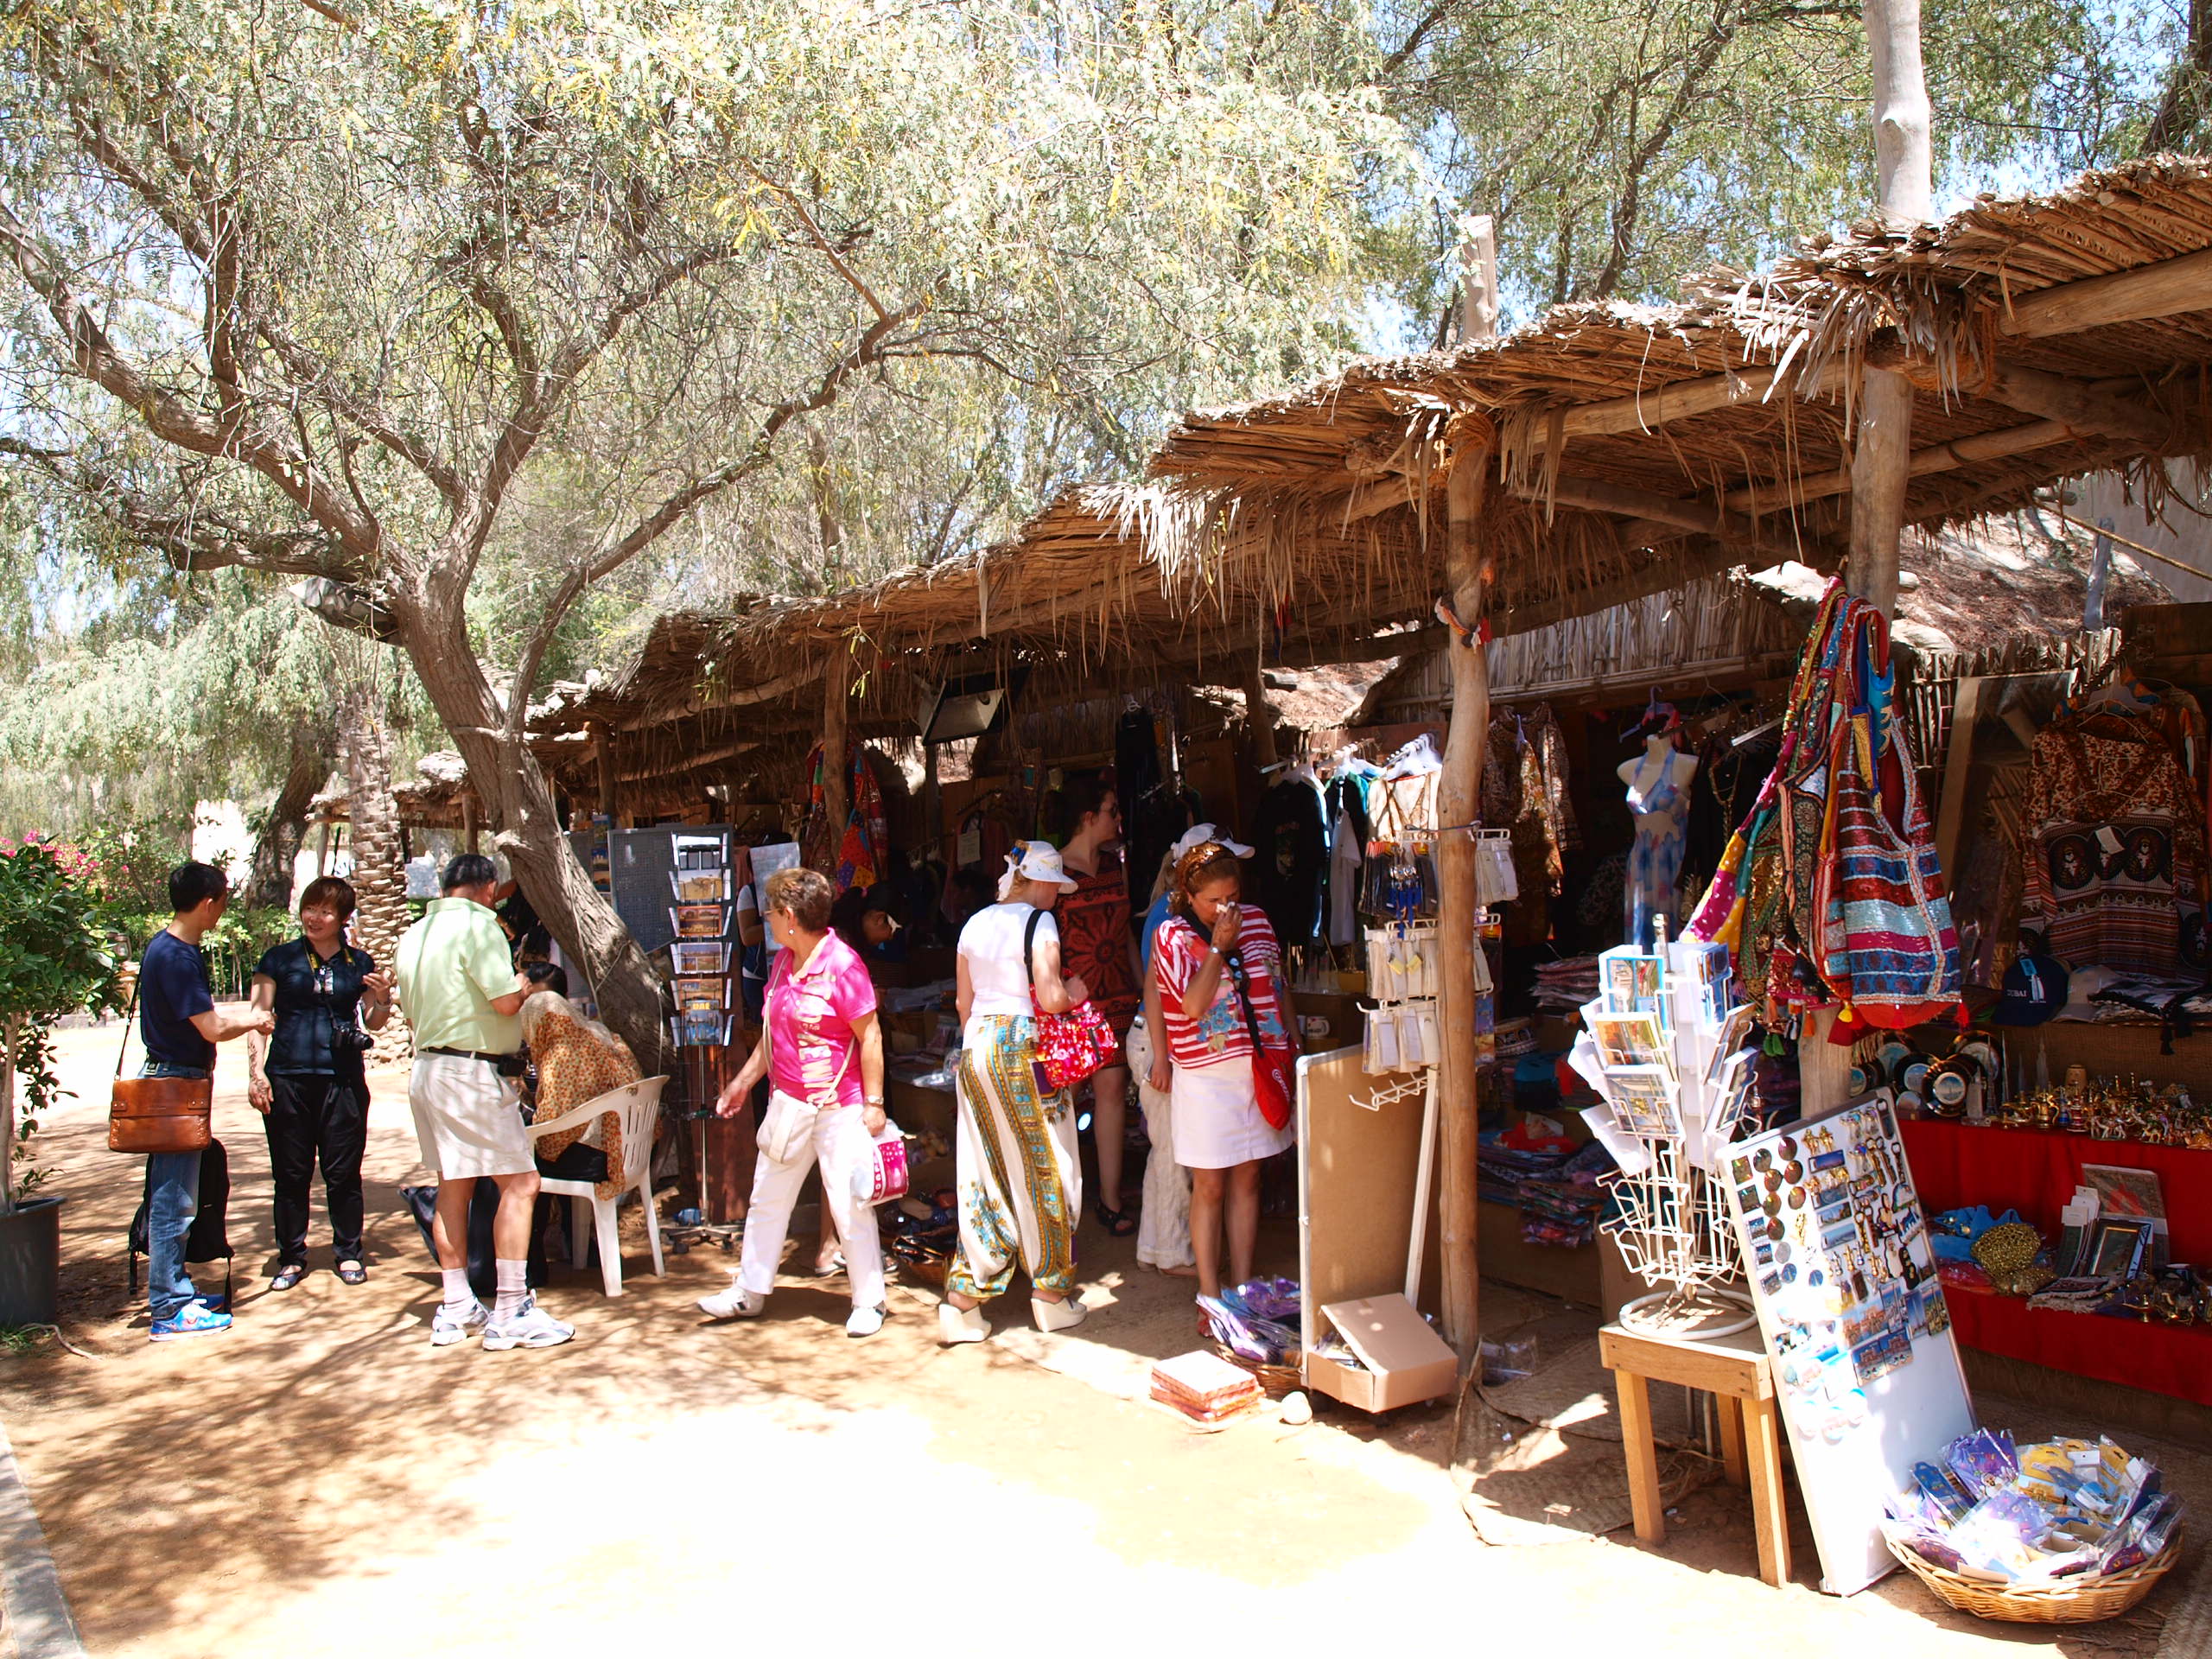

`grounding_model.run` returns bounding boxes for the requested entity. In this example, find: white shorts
[410,1052,533,1179]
